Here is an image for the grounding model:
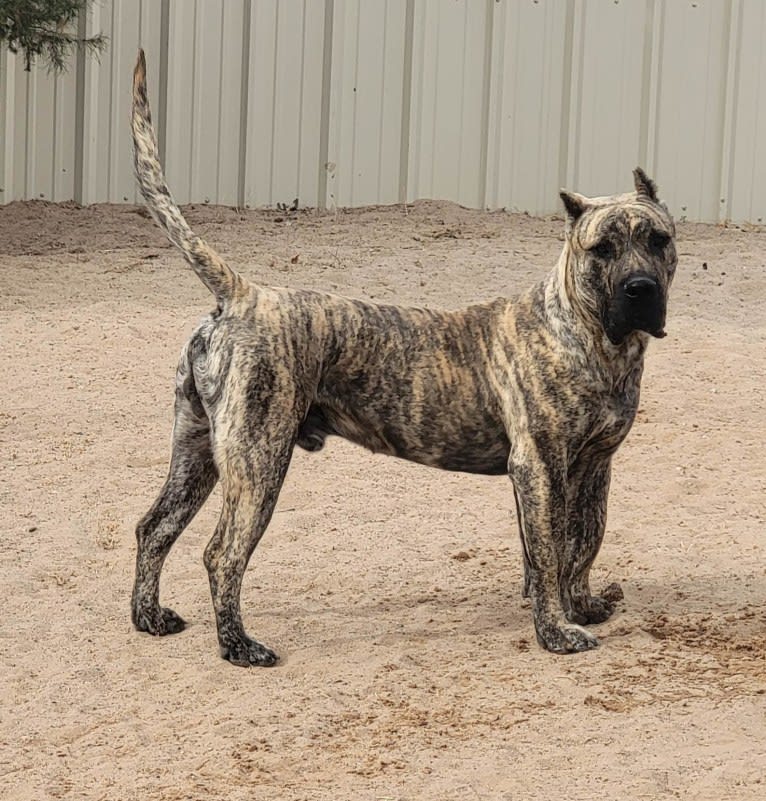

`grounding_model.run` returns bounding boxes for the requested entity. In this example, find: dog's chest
[587,375,641,452]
